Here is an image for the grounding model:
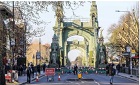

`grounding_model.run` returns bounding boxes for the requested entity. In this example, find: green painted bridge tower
[53,1,101,67]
